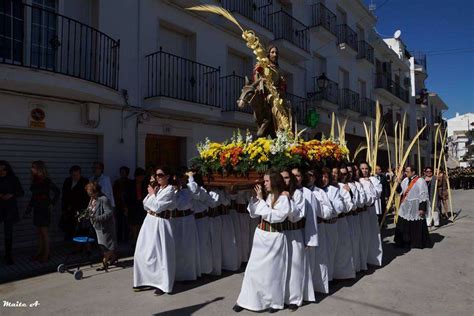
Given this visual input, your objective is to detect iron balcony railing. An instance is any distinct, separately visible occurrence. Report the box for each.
[270,10,309,52]
[357,40,374,64]
[375,73,409,103]
[146,49,221,107]
[287,92,309,125]
[310,2,336,35]
[411,51,427,71]
[308,76,339,105]
[0,1,119,89]
[339,88,360,112]
[220,73,253,114]
[220,0,273,30]
[336,24,358,52]
[360,97,376,118]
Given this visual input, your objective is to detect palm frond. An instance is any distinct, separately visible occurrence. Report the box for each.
[187,5,243,32]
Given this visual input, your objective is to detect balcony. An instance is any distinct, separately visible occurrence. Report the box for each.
[145,49,222,117]
[220,0,273,31]
[0,1,121,102]
[287,92,309,126]
[360,97,376,118]
[357,41,374,64]
[310,2,336,36]
[411,51,427,71]
[307,76,339,110]
[375,73,409,103]
[336,24,358,52]
[339,88,360,114]
[270,10,310,59]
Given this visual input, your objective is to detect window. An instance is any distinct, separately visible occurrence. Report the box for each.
[314,55,327,76]
[358,79,366,99]
[356,25,365,41]
[159,25,192,58]
[338,67,349,89]
[227,50,251,77]
[336,7,347,24]
[31,0,57,69]
[0,0,24,63]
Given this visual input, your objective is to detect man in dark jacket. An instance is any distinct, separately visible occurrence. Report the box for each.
[60,166,90,241]
[376,165,390,226]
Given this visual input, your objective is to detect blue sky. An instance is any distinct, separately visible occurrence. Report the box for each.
[363,0,474,119]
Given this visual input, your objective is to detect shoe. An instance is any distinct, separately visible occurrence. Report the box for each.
[232,304,244,313]
[154,288,165,296]
[288,304,298,312]
[268,308,279,313]
[96,261,109,272]
[133,286,153,292]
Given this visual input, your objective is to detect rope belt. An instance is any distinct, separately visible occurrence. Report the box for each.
[194,211,208,219]
[147,210,172,219]
[318,217,337,224]
[219,205,230,215]
[168,209,193,218]
[208,207,221,218]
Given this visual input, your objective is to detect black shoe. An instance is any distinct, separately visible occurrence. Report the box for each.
[133,286,153,292]
[268,308,279,313]
[154,288,165,296]
[288,304,298,311]
[232,304,244,313]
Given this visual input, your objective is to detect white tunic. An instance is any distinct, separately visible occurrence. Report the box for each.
[360,177,383,267]
[236,195,291,311]
[310,187,332,293]
[399,177,431,221]
[231,190,251,263]
[187,176,213,274]
[207,189,222,276]
[133,185,176,292]
[333,183,355,279]
[285,189,315,306]
[170,188,200,281]
[355,180,369,271]
[220,190,240,272]
[347,182,362,272]
[321,185,345,281]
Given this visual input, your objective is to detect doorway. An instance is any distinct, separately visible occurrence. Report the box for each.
[145,135,186,170]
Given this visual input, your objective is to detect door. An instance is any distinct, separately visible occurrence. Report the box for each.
[0,0,24,63]
[0,128,99,250]
[31,0,57,70]
[145,135,185,170]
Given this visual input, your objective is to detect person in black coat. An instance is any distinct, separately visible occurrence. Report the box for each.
[0,160,24,265]
[60,165,90,241]
[376,165,390,225]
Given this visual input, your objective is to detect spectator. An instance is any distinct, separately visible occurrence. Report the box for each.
[27,161,60,263]
[437,170,450,218]
[0,160,24,265]
[60,166,89,241]
[375,165,390,225]
[127,168,147,245]
[90,162,115,207]
[113,166,132,243]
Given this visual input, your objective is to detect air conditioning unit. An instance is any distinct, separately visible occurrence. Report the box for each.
[81,103,100,128]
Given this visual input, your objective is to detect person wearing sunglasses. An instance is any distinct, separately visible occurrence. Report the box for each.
[0,160,24,265]
[423,167,440,227]
[133,166,177,296]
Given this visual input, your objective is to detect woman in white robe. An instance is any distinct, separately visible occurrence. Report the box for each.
[334,167,356,280]
[220,189,240,271]
[231,190,251,263]
[234,171,294,313]
[359,162,383,267]
[170,173,200,281]
[345,166,363,273]
[133,167,176,296]
[281,169,315,310]
[353,176,369,271]
[187,173,212,275]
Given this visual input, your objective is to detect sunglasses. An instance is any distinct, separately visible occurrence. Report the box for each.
[155,173,166,178]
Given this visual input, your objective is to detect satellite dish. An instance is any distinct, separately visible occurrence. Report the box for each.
[394,30,402,39]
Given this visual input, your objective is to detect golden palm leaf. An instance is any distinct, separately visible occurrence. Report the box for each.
[186,5,243,32]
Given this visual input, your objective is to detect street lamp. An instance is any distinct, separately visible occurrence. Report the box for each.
[317,72,329,91]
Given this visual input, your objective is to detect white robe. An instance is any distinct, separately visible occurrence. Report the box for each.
[321,185,345,281]
[220,190,240,271]
[285,189,315,306]
[361,177,383,267]
[236,195,291,311]
[399,177,431,221]
[310,187,330,293]
[347,182,362,272]
[235,191,251,263]
[355,181,369,271]
[187,176,212,274]
[133,185,176,292]
[170,188,200,281]
[334,183,355,279]
[207,190,222,276]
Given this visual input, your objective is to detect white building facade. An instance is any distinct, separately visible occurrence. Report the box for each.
[0,0,444,248]
[447,112,474,165]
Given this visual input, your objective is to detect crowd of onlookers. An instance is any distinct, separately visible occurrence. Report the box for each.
[0,160,154,267]
[448,167,474,190]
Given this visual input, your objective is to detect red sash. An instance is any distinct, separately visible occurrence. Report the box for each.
[400,176,419,205]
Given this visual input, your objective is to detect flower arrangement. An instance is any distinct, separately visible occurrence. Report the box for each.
[191,130,349,179]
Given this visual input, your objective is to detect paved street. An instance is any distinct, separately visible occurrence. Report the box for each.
[1,190,473,316]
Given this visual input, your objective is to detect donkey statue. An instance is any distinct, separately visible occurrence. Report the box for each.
[236,76,276,138]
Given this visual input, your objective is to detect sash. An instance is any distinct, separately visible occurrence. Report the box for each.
[400,176,419,205]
